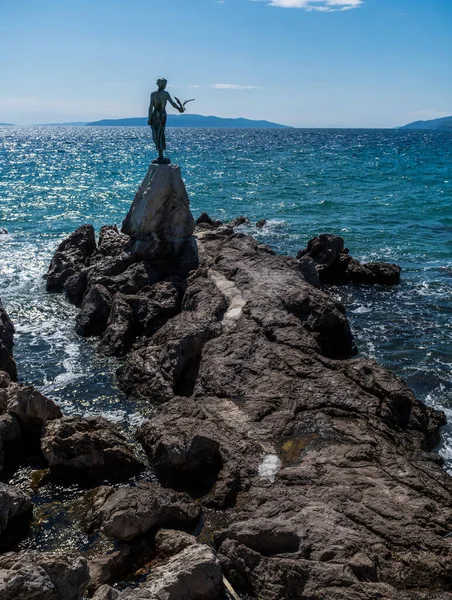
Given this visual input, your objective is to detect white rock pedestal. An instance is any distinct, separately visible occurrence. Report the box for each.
[122,164,197,266]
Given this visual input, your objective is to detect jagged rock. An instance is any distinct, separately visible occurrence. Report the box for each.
[88,262,158,296]
[6,383,62,434]
[41,416,145,482]
[75,284,112,337]
[0,551,89,600]
[229,215,250,227]
[98,294,135,357]
[95,482,201,541]
[0,304,17,381]
[88,546,131,593]
[154,529,196,556]
[298,234,401,285]
[44,224,96,291]
[64,270,88,306]
[256,219,267,229]
[92,585,121,600]
[95,226,130,258]
[119,544,223,600]
[0,227,8,234]
[122,163,195,261]
[0,483,31,536]
[196,212,215,227]
[0,414,21,474]
[297,255,321,288]
[366,261,401,285]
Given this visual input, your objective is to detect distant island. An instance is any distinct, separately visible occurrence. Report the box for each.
[400,116,452,130]
[0,123,15,126]
[86,114,290,129]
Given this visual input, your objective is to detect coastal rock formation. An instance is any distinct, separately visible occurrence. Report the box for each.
[41,416,145,482]
[122,163,196,263]
[297,233,401,285]
[0,551,89,600]
[42,168,452,599]
[95,482,201,541]
[45,224,96,292]
[5,382,62,434]
[0,304,17,381]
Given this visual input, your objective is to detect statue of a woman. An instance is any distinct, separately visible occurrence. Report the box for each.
[148,78,184,164]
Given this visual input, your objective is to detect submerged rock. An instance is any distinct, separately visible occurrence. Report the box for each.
[0,227,8,235]
[297,234,401,285]
[41,416,145,482]
[0,551,89,600]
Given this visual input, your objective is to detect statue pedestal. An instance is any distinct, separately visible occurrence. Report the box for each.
[122,164,197,268]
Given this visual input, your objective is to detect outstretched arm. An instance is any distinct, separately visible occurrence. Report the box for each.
[167,93,184,113]
[147,93,154,125]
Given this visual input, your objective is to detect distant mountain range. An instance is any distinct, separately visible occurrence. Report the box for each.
[37,121,88,126]
[86,114,290,129]
[400,116,452,130]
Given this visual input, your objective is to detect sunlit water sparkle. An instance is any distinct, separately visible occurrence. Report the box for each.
[1,126,451,476]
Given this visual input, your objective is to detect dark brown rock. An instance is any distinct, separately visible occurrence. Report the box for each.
[0,551,89,600]
[256,219,267,229]
[297,234,402,286]
[64,270,88,306]
[98,294,135,357]
[0,483,32,537]
[229,215,250,227]
[6,383,62,434]
[41,416,145,482]
[95,482,201,541]
[0,303,17,381]
[75,284,112,337]
[44,224,96,292]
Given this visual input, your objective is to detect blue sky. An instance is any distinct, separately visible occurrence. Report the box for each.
[1,0,451,127]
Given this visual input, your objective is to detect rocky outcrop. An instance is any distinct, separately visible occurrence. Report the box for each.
[0,303,17,381]
[94,482,201,541]
[41,416,145,483]
[297,234,402,285]
[119,544,223,600]
[0,551,89,600]
[44,224,96,292]
[42,168,451,599]
[122,163,196,264]
[5,382,62,434]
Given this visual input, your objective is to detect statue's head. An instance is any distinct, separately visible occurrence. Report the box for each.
[156,78,167,90]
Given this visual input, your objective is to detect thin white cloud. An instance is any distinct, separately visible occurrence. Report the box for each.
[211,84,260,89]
[189,85,201,88]
[254,0,363,11]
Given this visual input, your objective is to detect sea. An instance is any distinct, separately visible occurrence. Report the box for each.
[1,125,451,482]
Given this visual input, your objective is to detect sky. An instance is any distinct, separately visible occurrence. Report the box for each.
[1,0,451,127]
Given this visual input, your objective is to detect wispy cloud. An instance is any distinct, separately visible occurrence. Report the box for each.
[254,0,363,11]
[189,85,201,88]
[211,84,260,89]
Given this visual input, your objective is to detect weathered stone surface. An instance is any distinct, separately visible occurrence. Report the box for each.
[0,551,89,600]
[88,262,158,296]
[75,284,112,337]
[229,215,250,227]
[132,229,451,599]
[92,585,121,600]
[122,163,195,261]
[297,234,401,285]
[0,483,31,536]
[95,482,201,541]
[119,544,223,600]
[153,528,196,556]
[41,416,145,482]
[88,545,131,593]
[297,255,321,288]
[64,270,88,306]
[6,383,62,434]
[0,303,17,381]
[256,218,267,229]
[44,224,96,292]
[98,294,135,357]
[96,225,130,258]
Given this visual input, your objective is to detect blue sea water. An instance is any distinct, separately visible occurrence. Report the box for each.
[0,126,451,470]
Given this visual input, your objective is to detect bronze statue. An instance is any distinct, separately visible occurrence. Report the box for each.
[147,78,194,164]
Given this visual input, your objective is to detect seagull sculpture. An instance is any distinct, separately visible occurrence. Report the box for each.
[174,97,195,113]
